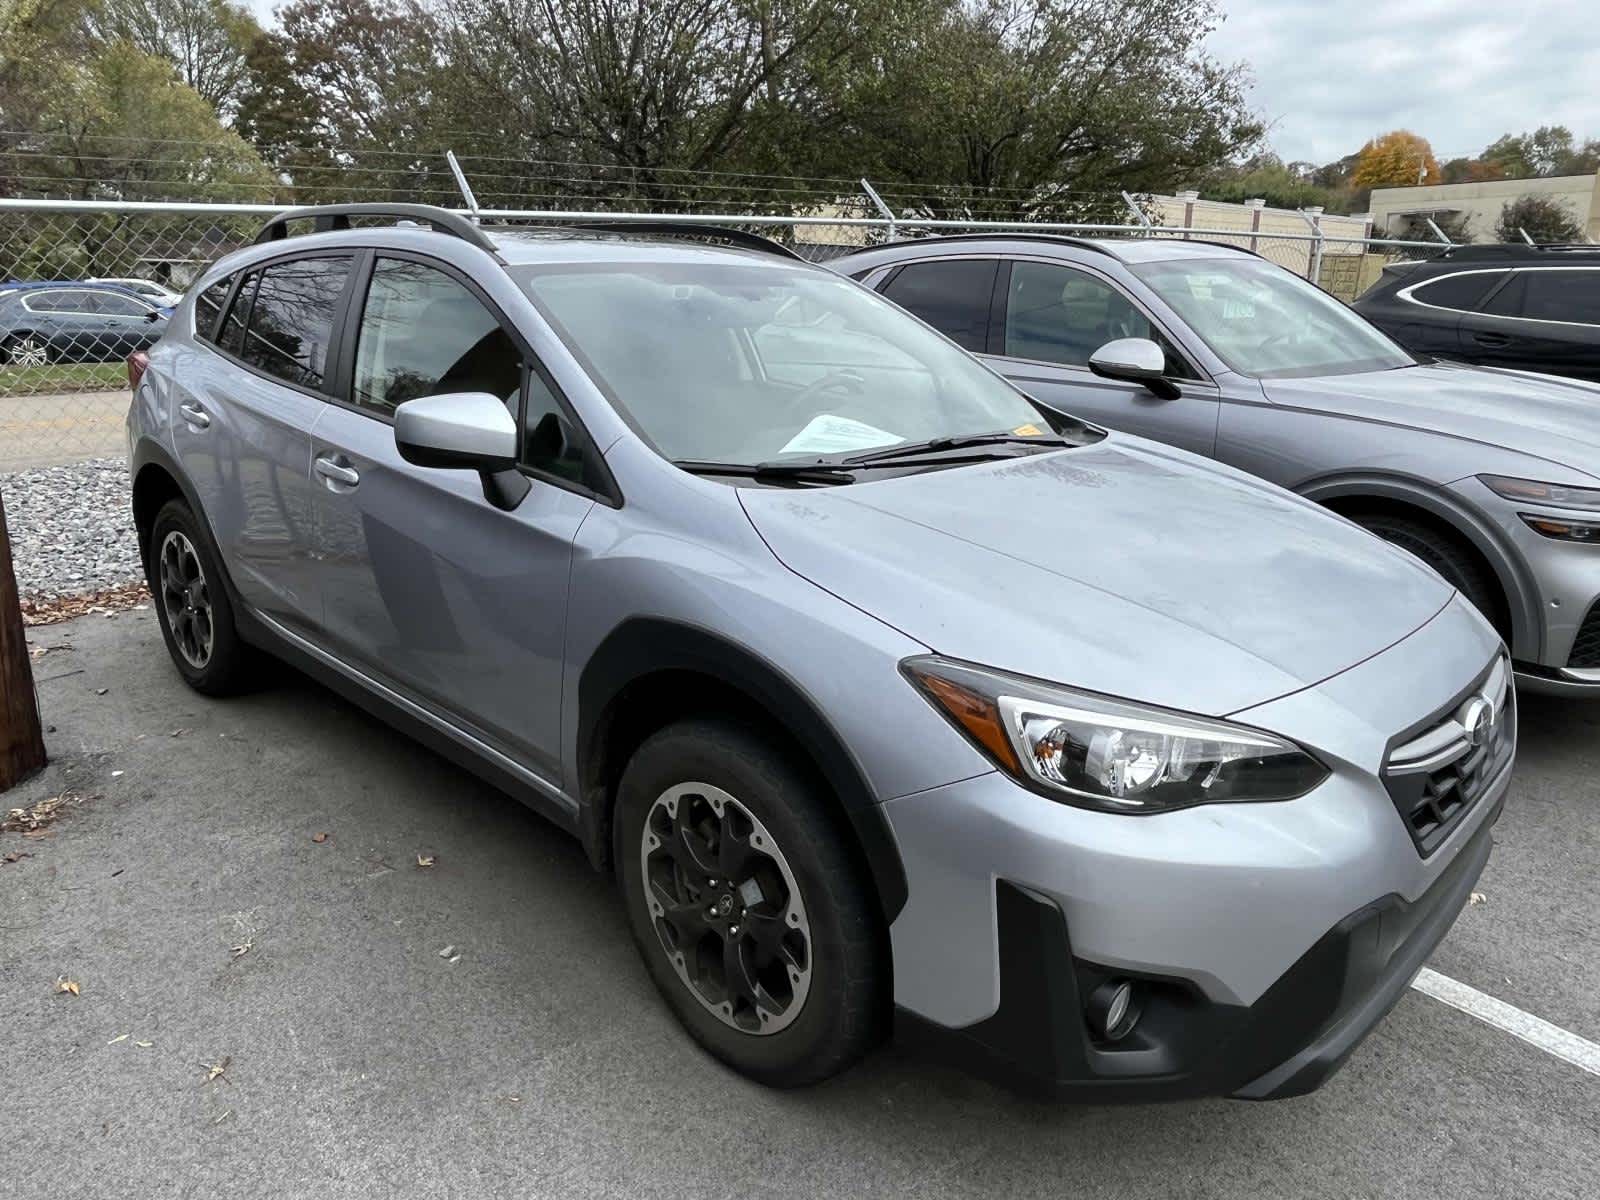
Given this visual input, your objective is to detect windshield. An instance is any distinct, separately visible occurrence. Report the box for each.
[1131,258,1413,379]
[514,260,1053,466]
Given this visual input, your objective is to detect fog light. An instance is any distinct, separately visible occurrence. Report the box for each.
[1087,979,1141,1041]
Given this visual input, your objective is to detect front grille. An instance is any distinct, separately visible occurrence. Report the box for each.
[1568,602,1600,669]
[1382,657,1515,857]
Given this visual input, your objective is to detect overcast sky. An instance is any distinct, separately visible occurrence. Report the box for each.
[1205,0,1600,166]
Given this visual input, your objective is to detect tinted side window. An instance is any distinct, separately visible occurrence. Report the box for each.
[88,291,149,317]
[1520,270,1600,325]
[219,270,258,356]
[521,369,590,486]
[880,259,997,352]
[1412,271,1503,312]
[28,290,87,314]
[1004,261,1154,367]
[241,256,352,390]
[193,278,231,341]
[352,258,521,419]
[1482,274,1526,318]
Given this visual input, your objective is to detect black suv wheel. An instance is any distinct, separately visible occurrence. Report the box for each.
[614,716,886,1087]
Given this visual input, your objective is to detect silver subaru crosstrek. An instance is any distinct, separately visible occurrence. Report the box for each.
[127,205,1512,1101]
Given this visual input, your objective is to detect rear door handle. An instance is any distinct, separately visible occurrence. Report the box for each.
[1472,331,1511,347]
[178,402,210,429]
[314,454,361,488]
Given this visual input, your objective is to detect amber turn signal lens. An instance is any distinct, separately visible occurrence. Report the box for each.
[908,668,1022,774]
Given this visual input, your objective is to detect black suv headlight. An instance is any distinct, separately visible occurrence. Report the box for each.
[903,656,1328,814]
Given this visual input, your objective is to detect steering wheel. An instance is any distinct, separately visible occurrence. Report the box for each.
[789,369,866,411]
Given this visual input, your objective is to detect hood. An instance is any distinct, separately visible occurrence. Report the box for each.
[1264,362,1600,480]
[740,437,1452,716]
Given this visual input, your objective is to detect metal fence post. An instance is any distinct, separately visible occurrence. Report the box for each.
[1298,206,1326,284]
[446,150,481,222]
[859,179,896,242]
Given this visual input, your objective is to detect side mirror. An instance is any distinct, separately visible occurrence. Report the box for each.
[1088,337,1180,400]
[394,391,531,511]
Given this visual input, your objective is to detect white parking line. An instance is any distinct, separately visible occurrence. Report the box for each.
[1411,968,1600,1077]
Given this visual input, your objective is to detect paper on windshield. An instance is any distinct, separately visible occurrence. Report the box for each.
[780,414,903,456]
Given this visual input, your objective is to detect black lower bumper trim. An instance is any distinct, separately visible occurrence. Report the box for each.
[896,796,1500,1103]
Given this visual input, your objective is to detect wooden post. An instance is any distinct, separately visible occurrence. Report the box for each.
[0,486,46,791]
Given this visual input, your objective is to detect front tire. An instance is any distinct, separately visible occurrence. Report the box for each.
[1353,513,1502,628]
[148,499,260,695]
[615,717,886,1087]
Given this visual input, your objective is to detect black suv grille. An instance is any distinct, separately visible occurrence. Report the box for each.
[1568,602,1600,669]
[1382,658,1515,857]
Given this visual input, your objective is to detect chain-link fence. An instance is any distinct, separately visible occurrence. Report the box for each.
[0,195,1449,470]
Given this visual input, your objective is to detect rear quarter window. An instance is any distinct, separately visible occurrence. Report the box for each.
[1411,271,1505,312]
[193,278,232,341]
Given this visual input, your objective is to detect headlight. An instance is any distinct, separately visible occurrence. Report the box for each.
[903,657,1328,813]
[1480,475,1600,511]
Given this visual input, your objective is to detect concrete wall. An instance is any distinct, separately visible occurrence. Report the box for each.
[1145,193,1372,275]
[1368,173,1600,243]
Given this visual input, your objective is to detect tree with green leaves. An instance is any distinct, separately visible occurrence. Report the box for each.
[84,0,263,118]
[1496,194,1584,244]
[1481,127,1600,180]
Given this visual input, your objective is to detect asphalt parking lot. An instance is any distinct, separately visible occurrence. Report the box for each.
[2,610,1596,1199]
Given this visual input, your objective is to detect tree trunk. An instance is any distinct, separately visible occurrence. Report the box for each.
[0,487,46,792]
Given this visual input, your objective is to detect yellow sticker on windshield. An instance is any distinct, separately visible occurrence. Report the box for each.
[1011,424,1044,437]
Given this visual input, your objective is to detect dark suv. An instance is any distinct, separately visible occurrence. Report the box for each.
[1352,244,1600,382]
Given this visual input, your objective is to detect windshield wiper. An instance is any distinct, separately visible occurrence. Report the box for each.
[674,459,856,485]
[844,432,1071,465]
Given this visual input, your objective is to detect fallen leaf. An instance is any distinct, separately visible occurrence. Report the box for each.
[55,976,81,996]
[169,728,188,738]
[95,688,108,696]
[111,770,124,779]
[448,954,461,964]
[107,1033,129,1045]
[439,944,456,958]
[416,853,436,868]
[1469,892,1487,906]
[230,942,251,960]
[200,1056,231,1085]
[311,832,328,844]
[21,583,151,627]
[135,1041,152,1048]
[2,851,30,864]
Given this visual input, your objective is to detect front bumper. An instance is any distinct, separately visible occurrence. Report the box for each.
[1448,476,1600,682]
[896,793,1498,1101]
[883,594,1509,1100]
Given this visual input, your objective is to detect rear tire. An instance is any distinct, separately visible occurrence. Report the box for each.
[148,499,260,696]
[615,717,886,1087]
[1354,513,1501,627]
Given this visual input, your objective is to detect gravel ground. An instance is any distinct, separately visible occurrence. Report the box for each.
[0,457,140,600]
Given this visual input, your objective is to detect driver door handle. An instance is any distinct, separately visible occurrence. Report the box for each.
[178,402,209,429]
[314,454,361,487]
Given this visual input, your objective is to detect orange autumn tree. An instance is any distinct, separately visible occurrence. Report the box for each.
[1351,130,1441,189]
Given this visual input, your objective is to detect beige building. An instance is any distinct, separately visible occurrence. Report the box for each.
[1368,172,1600,243]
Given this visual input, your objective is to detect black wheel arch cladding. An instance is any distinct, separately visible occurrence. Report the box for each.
[577,617,909,924]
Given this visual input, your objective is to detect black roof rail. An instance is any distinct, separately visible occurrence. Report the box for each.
[254,203,502,256]
[1433,241,1600,260]
[567,221,804,261]
[841,231,1117,258]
